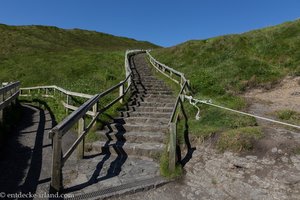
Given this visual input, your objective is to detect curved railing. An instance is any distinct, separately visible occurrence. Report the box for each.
[146,51,190,171]
[20,85,96,116]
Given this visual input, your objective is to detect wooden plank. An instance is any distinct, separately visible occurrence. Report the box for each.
[77,117,85,159]
[62,112,99,163]
[55,94,99,136]
[0,91,19,111]
[61,102,95,117]
[50,131,63,192]
[20,85,93,99]
[169,122,176,172]
[0,92,3,122]
[119,83,124,104]
[0,82,20,95]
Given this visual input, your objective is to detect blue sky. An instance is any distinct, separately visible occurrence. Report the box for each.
[0,0,299,47]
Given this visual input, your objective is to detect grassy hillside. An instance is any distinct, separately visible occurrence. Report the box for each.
[151,19,300,151]
[152,19,300,98]
[0,24,159,94]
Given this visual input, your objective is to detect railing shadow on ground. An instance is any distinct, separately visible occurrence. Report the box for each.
[63,118,128,194]
[0,104,34,194]
[0,99,57,198]
[128,53,147,104]
[176,102,196,167]
[62,53,146,194]
[62,53,152,195]
[21,100,58,199]
[20,104,46,198]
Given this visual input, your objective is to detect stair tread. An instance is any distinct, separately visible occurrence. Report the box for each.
[96,130,165,136]
[92,141,165,150]
[126,111,172,115]
[117,123,169,127]
[119,106,174,110]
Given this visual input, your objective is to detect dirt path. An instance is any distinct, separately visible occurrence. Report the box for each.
[244,76,300,157]
[112,76,300,200]
[245,76,300,112]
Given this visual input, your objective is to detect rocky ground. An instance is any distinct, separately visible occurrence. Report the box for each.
[112,76,300,200]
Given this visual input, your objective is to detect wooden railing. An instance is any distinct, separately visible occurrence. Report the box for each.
[147,51,188,88]
[20,85,96,116]
[47,49,144,192]
[146,51,190,172]
[0,82,20,123]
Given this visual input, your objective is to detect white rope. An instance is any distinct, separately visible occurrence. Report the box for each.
[185,95,300,130]
[186,95,212,120]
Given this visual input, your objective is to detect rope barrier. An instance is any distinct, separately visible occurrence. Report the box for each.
[184,95,300,130]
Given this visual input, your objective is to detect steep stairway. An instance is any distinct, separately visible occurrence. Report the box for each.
[89,53,176,160]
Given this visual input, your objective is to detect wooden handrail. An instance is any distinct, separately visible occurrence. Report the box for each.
[0,82,20,111]
[49,94,100,137]
[49,49,145,192]
[146,51,191,172]
[146,51,190,123]
[169,81,188,124]
[20,85,93,99]
[146,51,187,88]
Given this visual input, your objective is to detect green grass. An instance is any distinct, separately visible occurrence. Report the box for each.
[217,127,263,152]
[0,24,158,56]
[293,147,300,155]
[148,20,300,152]
[0,24,158,130]
[0,24,158,94]
[160,149,183,179]
[19,95,67,123]
[276,110,300,125]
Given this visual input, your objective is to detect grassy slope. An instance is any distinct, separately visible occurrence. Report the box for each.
[152,20,300,98]
[0,24,159,133]
[151,19,300,150]
[0,24,159,94]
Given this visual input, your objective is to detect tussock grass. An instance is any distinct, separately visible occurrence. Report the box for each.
[160,149,183,178]
[217,127,263,152]
[276,110,300,125]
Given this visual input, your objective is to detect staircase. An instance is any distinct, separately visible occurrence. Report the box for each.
[89,53,176,160]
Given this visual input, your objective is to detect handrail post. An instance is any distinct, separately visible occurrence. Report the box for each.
[169,122,176,172]
[119,82,124,104]
[0,92,3,123]
[92,103,98,117]
[77,117,85,159]
[12,85,16,105]
[66,94,69,114]
[50,130,63,192]
[184,80,190,94]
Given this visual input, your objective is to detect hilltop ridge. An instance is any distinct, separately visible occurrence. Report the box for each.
[0,24,159,93]
[0,24,159,56]
[152,19,300,96]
